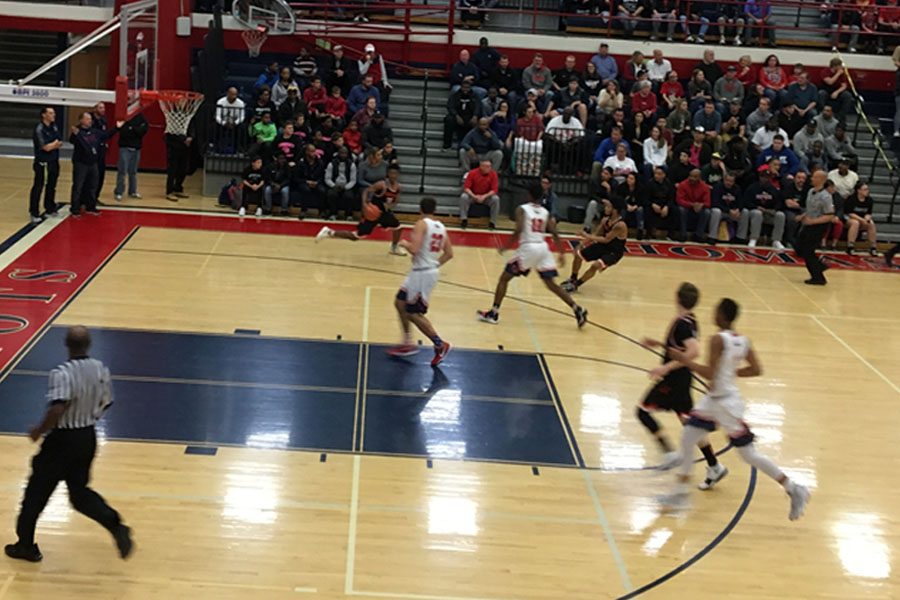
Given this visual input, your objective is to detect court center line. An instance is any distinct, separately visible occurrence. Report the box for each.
[811,316,900,395]
[475,247,494,290]
[196,231,225,276]
[350,590,511,600]
[723,264,775,313]
[581,470,634,593]
[345,454,361,595]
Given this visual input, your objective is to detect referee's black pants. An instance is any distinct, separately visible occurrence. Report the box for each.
[796,223,828,281]
[16,427,122,546]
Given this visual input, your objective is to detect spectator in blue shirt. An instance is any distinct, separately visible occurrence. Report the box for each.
[756,135,800,176]
[743,0,776,46]
[254,61,280,91]
[450,49,487,99]
[589,43,618,86]
[29,106,62,223]
[347,74,382,114]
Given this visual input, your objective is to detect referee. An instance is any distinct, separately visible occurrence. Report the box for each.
[796,169,835,286]
[4,326,133,563]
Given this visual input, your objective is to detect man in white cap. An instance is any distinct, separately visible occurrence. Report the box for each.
[359,43,392,115]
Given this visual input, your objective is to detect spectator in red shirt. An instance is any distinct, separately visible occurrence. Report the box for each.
[675,168,711,242]
[818,57,855,120]
[758,54,788,104]
[325,86,348,127]
[342,119,363,159]
[459,159,500,229]
[303,76,328,118]
[659,70,684,113]
[735,55,756,89]
[631,80,658,120]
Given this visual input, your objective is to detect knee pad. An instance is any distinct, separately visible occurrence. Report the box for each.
[636,407,661,433]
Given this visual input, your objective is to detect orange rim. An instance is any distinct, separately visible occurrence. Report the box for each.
[143,89,203,103]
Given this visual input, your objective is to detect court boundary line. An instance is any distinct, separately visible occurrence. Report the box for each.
[582,470,634,593]
[538,353,584,468]
[811,316,900,395]
[345,454,361,595]
[352,342,364,452]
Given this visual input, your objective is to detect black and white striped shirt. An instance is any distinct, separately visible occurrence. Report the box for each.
[46,358,113,429]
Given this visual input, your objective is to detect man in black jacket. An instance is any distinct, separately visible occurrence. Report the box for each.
[487,55,519,109]
[645,166,677,236]
[89,102,110,204]
[113,113,148,201]
[29,107,62,223]
[362,112,393,151]
[450,50,486,99]
[69,112,120,216]
[324,44,355,96]
[443,82,482,149]
[294,143,325,218]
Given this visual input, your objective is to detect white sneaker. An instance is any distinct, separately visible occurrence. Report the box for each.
[893,131,900,138]
[114,194,123,201]
[30,216,42,224]
[685,35,695,42]
[787,483,810,521]
[772,240,785,250]
[748,239,757,248]
[238,207,246,216]
[720,36,726,44]
[255,207,263,217]
[698,464,729,490]
[389,245,408,256]
[734,37,742,46]
[658,451,682,471]
[315,226,334,242]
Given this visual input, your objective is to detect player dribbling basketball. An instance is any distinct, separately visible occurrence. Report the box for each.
[562,197,627,294]
[316,165,406,255]
[387,197,453,367]
[477,184,587,328]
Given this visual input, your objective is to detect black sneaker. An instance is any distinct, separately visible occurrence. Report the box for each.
[561,278,577,293]
[476,309,498,324]
[804,278,827,286]
[488,222,496,231]
[113,525,134,560]
[574,305,588,328]
[886,248,897,267]
[5,542,42,562]
[460,219,468,230]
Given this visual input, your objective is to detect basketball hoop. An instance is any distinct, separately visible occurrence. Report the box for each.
[146,90,204,136]
[241,27,268,58]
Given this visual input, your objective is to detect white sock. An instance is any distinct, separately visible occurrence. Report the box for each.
[737,444,785,482]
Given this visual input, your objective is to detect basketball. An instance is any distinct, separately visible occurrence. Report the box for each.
[363,201,382,222]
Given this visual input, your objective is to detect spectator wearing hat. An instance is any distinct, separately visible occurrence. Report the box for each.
[459,117,503,172]
[359,43,392,113]
[674,126,712,169]
[713,66,744,116]
[701,151,727,186]
[739,163,785,248]
[451,49,488,100]
[362,111,393,151]
[277,85,307,126]
[756,134,799,177]
[347,74,382,115]
[675,168,711,242]
[325,44,354,96]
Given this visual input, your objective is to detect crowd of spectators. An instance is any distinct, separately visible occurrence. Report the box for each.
[214,43,398,218]
[561,0,900,54]
[442,39,885,252]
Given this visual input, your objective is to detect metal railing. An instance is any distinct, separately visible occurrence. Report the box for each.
[418,69,429,194]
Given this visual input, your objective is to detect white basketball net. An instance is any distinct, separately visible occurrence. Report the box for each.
[241,29,268,58]
[159,94,204,136]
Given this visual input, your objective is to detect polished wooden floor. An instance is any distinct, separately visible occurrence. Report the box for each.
[0,156,898,599]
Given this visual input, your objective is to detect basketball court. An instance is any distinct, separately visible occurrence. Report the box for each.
[0,1,898,598]
[0,196,894,599]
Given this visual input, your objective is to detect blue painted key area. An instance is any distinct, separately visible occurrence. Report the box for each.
[0,327,577,466]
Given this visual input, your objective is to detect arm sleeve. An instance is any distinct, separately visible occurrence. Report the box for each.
[46,368,71,403]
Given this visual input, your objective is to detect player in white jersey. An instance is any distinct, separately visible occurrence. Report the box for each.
[477,184,587,328]
[387,197,454,367]
[660,298,810,520]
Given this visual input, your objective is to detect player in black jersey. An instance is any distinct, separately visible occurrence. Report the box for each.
[316,166,406,255]
[562,197,628,293]
[639,282,728,490]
